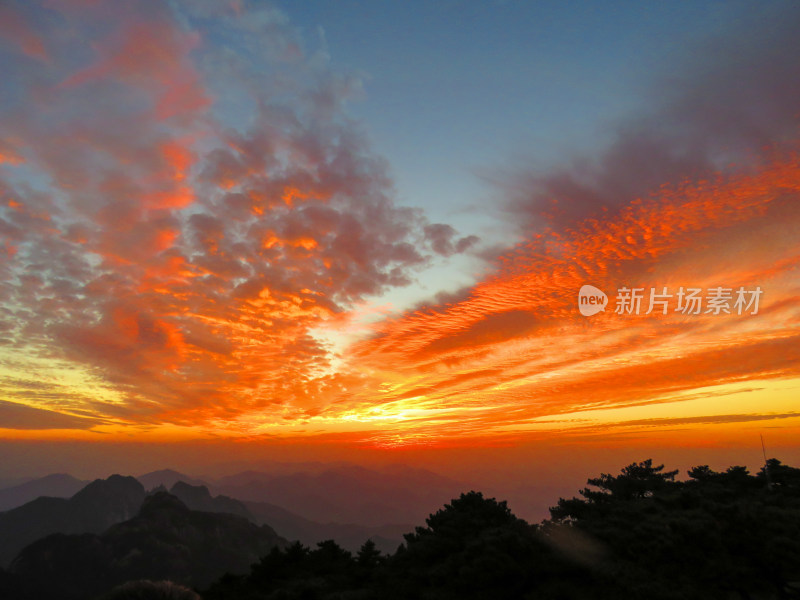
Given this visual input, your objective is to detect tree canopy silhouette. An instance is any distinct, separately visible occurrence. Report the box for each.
[204,459,800,600]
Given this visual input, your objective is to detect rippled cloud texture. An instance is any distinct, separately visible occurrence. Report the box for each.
[1,1,799,451]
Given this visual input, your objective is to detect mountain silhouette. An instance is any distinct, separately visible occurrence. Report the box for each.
[167,481,253,520]
[159,479,409,553]
[0,474,87,512]
[137,469,207,491]
[153,478,410,553]
[9,491,287,599]
[0,474,145,567]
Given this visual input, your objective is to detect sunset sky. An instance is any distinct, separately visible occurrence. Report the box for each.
[1,0,799,486]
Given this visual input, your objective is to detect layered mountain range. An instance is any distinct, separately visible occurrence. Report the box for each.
[0,463,465,570]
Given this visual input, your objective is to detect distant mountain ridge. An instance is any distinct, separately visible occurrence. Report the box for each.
[155,480,411,553]
[137,468,208,490]
[164,476,416,553]
[0,463,465,566]
[0,474,87,512]
[212,463,466,527]
[168,480,253,520]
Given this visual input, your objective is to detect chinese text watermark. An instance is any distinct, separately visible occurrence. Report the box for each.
[579,285,762,316]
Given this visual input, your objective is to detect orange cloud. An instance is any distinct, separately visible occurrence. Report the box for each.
[325,150,800,444]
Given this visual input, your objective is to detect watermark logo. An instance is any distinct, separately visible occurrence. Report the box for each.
[578,284,608,316]
[578,284,763,316]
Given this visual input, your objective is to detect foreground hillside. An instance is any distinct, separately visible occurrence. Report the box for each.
[0,475,145,567]
[0,458,798,599]
[4,492,286,599]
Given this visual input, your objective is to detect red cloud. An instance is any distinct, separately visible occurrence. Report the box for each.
[0,1,471,433]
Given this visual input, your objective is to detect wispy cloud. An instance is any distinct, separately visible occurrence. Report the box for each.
[0,399,100,430]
